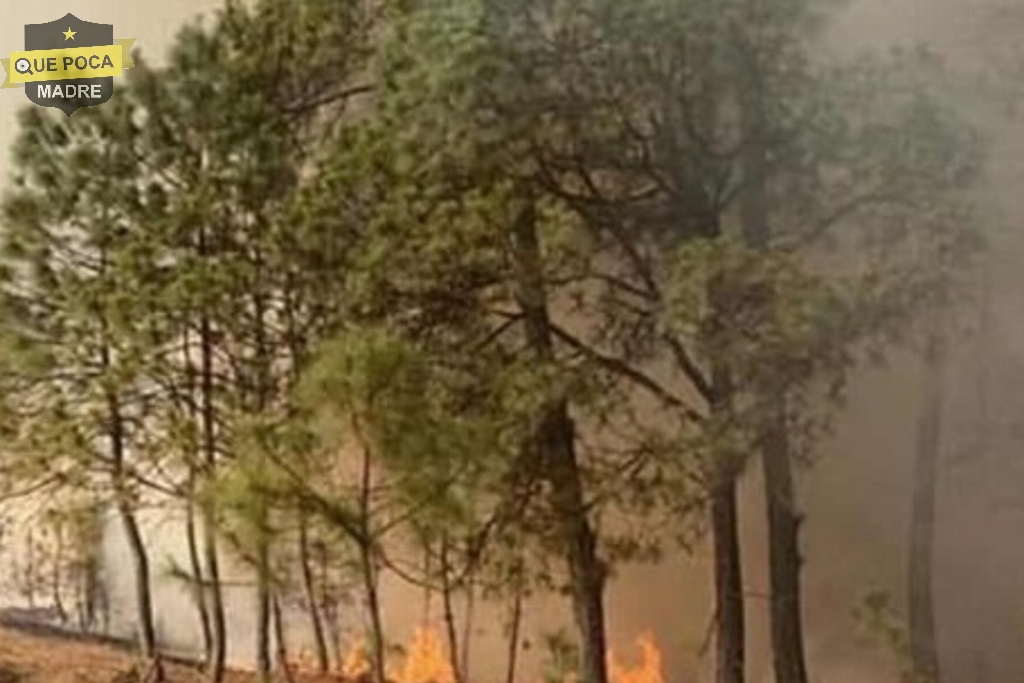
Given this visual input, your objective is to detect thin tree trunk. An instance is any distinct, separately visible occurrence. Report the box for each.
[76,561,90,632]
[711,477,745,683]
[353,428,387,683]
[552,417,607,683]
[194,207,229,683]
[254,236,275,683]
[504,570,525,683]
[250,240,275,683]
[26,529,35,609]
[105,382,163,682]
[706,276,745,683]
[80,551,102,632]
[762,402,808,683]
[52,524,67,624]
[201,518,227,681]
[440,535,463,683]
[298,516,330,673]
[358,539,386,683]
[281,287,330,675]
[273,594,295,683]
[97,573,110,633]
[422,548,433,625]
[117,498,163,680]
[909,330,945,682]
[738,48,809,683]
[256,546,273,683]
[186,480,214,668]
[200,312,228,683]
[316,542,341,669]
[460,571,475,683]
[510,197,608,683]
[183,328,214,668]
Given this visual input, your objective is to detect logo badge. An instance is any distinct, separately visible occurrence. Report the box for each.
[1,13,136,116]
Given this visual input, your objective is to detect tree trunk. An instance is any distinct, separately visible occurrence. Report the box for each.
[909,331,945,682]
[256,548,273,683]
[52,524,67,624]
[763,402,808,683]
[316,542,342,668]
[711,477,745,683]
[510,197,609,683]
[440,535,464,683]
[273,594,295,683]
[422,548,433,625]
[106,387,163,682]
[78,553,98,632]
[201,517,227,683]
[97,571,110,633]
[460,569,475,683]
[183,329,214,668]
[251,233,276,683]
[298,516,330,673]
[79,552,104,632]
[706,277,745,683]
[26,529,35,609]
[200,311,228,683]
[552,432,606,683]
[254,476,272,681]
[117,499,163,681]
[738,50,810,683]
[186,481,214,668]
[354,431,387,683]
[359,536,387,683]
[504,575,524,683]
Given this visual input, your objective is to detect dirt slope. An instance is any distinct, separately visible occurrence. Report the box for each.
[0,627,328,683]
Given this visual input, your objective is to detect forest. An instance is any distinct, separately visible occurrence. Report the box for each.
[0,0,1014,682]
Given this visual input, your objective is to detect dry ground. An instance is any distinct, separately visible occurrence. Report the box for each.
[0,627,337,683]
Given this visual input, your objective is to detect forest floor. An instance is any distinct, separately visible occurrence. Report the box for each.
[0,626,335,683]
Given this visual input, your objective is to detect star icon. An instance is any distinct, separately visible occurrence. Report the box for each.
[63,27,77,41]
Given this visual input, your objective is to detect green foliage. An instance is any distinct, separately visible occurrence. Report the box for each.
[0,0,989,673]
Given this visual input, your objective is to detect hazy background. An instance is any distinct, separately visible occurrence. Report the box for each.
[0,1,222,150]
[2,1,1024,681]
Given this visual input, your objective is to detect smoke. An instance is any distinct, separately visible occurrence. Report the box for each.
[4,0,1024,681]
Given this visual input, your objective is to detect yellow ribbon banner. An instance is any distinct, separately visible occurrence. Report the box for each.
[1,39,135,88]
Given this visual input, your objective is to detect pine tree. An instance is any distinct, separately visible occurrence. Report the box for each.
[341,4,984,683]
[0,93,168,679]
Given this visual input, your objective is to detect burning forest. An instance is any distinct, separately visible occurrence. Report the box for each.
[0,0,1022,682]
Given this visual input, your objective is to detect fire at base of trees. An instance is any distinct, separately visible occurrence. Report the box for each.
[0,1,998,683]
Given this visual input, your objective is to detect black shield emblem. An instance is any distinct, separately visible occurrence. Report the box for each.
[25,14,113,116]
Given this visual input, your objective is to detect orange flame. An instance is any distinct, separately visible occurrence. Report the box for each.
[395,626,455,683]
[608,633,665,683]
[332,627,664,683]
[341,636,372,679]
[334,627,455,683]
